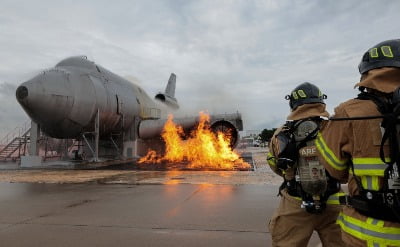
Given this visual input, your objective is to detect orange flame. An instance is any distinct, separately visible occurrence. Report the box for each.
[139,112,250,170]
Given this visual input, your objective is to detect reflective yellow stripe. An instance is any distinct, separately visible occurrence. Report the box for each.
[367,218,385,227]
[291,195,302,200]
[315,133,347,171]
[326,192,346,205]
[267,152,276,166]
[337,212,400,246]
[289,192,345,205]
[352,158,389,176]
[367,241,380,247]
[361,176,380,191]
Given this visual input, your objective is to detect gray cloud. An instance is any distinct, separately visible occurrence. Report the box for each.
[0,0,400,138]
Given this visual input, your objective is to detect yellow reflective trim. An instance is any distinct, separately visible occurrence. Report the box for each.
[337,212,400,246]
[267,152,276,166]
[372,176,379,190]
[352,158,388,177]
[361,177,368,189]
[381,46,394,58]
[297,89,307,98]
[367,241,380,247]
[352,169,384,177]
[367,218,385,228]
[370,48,379,58]
[352,157,389,164]
[361,176,380,191]
[292,91,298,100]
[315,133,347,171]
[326,200,340,205]
[291,195,302,200]
[326,192,346,205]
[290,192,344,204]
[366,218,374,224]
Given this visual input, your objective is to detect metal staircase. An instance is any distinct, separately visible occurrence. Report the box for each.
[0,119,126,163]
[0,122,31,161]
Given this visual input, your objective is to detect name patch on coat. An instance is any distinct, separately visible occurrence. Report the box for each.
[299,146,317,157]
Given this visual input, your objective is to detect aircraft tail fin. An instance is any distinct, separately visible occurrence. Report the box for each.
[165,73,176,98]
[155,73,179,109]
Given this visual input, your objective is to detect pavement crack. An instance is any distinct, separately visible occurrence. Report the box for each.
[1,221,267,234]
[0,199,96,232]
[66,199,94,208]
[181,186,205,203]
[164,185,207,218]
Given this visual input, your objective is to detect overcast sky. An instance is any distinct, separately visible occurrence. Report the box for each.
[1,0,400,139]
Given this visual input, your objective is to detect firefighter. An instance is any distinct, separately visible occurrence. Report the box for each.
[267,82,345,247]
[316,39,400,246]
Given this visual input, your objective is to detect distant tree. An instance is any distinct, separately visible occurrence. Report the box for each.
[259,128,277,143]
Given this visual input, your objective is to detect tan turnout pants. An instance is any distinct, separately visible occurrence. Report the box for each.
[268,190,344,247]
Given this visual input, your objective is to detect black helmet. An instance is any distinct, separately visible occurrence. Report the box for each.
[359,39,400,74]
[285,82,327,110]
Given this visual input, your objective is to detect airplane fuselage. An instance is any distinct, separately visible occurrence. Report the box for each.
[16,56,159,139]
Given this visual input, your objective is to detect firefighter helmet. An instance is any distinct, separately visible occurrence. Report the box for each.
[359,39,400,74]
[285,82,327,110]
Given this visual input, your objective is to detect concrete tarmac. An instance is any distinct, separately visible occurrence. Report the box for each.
[0,173,321,247]
[0,149,322,246]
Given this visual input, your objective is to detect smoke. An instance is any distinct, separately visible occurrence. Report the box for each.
[177,78,241,116]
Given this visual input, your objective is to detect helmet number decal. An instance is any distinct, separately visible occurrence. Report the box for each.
[297,90,307,98]
[369,48,379,58]
[369,46,394,58]
[381,46,394,58]
[292,90,307,100]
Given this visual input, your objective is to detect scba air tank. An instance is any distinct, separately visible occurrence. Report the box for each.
[294,120,327,196]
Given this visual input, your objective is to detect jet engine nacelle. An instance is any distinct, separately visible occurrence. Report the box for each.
[138,113,242,148]
[154,93,179,110]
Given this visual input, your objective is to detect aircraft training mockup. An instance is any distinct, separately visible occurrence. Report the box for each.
[15,56,243,166]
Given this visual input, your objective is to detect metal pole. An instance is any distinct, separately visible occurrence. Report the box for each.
[29,121,40,156]
[94,109,99,162]
[44,137,48,160]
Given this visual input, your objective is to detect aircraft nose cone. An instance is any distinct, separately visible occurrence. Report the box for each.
[16,70,74,131]
[16,78,43,116]
[16,86,28,101]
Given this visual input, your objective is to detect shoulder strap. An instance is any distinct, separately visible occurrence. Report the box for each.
[356,92,394,163]
[356,92,399,185]
[356,91,391,114]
